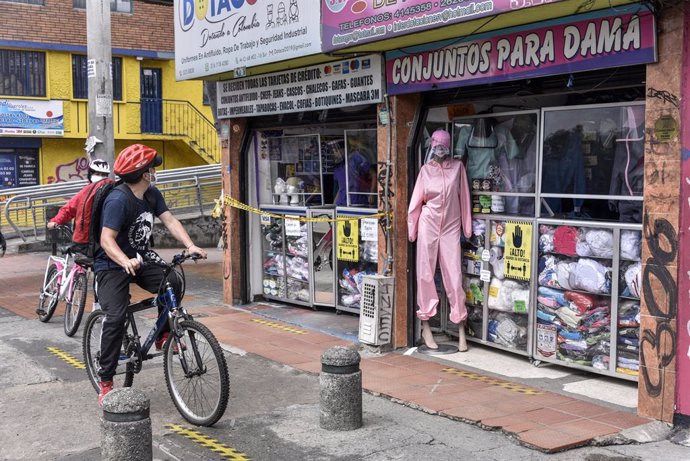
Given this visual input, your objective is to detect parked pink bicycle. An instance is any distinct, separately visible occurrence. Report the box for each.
[37,225,92,337]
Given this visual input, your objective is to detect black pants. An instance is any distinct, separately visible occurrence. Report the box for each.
[95,265,182,381]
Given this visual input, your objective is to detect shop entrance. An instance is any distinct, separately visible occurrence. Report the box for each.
[412,77,646,383]
[247,121,379,324]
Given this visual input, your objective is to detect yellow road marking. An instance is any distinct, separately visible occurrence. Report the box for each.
[46,347,86,369]
[442,367,543,395]
[251,318,307,335]
[165,424,250,460]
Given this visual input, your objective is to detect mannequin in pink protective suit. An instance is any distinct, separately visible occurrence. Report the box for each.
[408,129,473,351]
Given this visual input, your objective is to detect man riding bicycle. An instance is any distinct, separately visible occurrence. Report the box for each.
[95,144,207,405]
[47,159,111,254]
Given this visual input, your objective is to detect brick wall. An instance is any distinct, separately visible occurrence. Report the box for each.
[0,0,174,52]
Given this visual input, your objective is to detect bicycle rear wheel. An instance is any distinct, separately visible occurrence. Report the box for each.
[38,264,60,323]
[163,320,229,426]
[83,310,134,392]
[64,272,87,337]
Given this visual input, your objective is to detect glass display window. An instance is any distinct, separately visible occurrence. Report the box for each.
[339,129,378,208]
[453,111,539,217]
[540,102,645,222]
[261,216,287,299]
[265,134,324,206]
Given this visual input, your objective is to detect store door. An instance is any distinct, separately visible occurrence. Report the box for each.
[309,208,336,307]
[140,68,162,134]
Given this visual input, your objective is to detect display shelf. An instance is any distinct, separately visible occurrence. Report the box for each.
[542,251,613,261]
[537,283,612,297]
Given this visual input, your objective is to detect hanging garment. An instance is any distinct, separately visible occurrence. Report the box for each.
[408,157,472,324]
[609,124,645,223]
[541,129,586,214]
[454,121,519,183]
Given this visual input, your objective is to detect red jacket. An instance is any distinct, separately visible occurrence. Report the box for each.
[50,180,112,244]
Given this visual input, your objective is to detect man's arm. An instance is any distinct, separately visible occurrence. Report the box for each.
[158,211,207,258]
[101,227,141,275]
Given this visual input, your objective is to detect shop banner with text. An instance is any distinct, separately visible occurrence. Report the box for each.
[385,6,656,95]
[174,0,322,80]
[503,221,532,281]
[322,0,565,52]
[0,99,63,136]
[216,54,383,118]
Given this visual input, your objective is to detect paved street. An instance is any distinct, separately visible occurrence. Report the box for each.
[1,249,689,460]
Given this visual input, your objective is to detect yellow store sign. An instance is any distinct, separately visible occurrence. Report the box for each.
[337,218,359,262]
[503,221,532,281]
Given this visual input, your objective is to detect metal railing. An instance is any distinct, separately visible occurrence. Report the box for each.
[63,99,219,164]
[132,99,220,164]
[1,164,221,242]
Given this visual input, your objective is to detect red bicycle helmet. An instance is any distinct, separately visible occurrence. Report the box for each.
[113,144,162,176]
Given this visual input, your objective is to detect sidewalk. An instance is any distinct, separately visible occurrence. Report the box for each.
[0,249,654,453]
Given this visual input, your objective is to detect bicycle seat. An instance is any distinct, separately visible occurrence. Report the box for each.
[73,253,94,269]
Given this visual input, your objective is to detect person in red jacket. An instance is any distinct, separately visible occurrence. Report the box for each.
[47,159,111,254]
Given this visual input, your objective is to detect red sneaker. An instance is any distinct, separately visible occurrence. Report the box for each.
[155,332,186,353]
[98,380,113,406]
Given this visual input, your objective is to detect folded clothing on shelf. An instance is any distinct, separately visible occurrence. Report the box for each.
[339,267,377,307]
[577,228,614,258]
[539,225,556,253]
[488,311,528,349]
[554,226,578,256]
[488,278,530,314]
[464,277,484,306]
[287,235,308,257]
[622,262,641,298]
[568,258,612,294]
[620,230,642,261]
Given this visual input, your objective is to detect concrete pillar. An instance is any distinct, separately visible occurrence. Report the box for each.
[638,5,686,422]
[320,346,362,430]
[101,388,152,460]
[377,94,421,349]
[220,118,248,305]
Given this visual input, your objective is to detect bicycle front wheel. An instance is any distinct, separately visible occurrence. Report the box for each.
[64,272,87,337]
[38,264,60,323]
[83,310,134,392]
[163,320,229,426]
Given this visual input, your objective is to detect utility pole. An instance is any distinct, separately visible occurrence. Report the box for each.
[86,0,115,169]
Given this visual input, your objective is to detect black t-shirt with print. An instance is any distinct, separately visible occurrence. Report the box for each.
[94,185,168,272]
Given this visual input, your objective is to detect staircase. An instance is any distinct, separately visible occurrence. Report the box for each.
[140,99,221,164]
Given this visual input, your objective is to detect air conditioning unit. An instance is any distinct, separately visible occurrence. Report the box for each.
[358,275,395,346]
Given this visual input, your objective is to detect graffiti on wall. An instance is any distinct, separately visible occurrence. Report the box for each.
[640,211,677,397]
[47,158,89,183]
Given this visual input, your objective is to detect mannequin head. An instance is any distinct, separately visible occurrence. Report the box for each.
[428,129,451,160]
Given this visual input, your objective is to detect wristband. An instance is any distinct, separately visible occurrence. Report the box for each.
[186,243,194,249]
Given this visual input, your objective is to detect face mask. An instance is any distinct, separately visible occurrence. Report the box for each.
[90,174,107,183]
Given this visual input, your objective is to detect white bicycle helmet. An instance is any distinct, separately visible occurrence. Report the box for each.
[89,159,110,175]
[88,158,110,183]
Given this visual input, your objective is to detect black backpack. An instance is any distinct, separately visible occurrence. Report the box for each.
[89,181,157,259]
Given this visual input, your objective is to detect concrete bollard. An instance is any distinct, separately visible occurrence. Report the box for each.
[101,388,152,461]
[320,346,362,431]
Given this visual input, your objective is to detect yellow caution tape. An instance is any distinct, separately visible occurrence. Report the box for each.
[212,194,389,224]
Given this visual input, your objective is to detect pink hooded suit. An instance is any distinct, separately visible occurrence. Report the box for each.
[408,131,472,324]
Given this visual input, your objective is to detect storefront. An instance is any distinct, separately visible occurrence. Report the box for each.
[216,55,385,313]
[384,4,656,381]
[204,0,689,423]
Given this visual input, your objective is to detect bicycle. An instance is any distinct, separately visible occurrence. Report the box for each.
[82,251,229,427]
[0,228,6,257]
[37,225,91,337]
[313,224,333,272]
